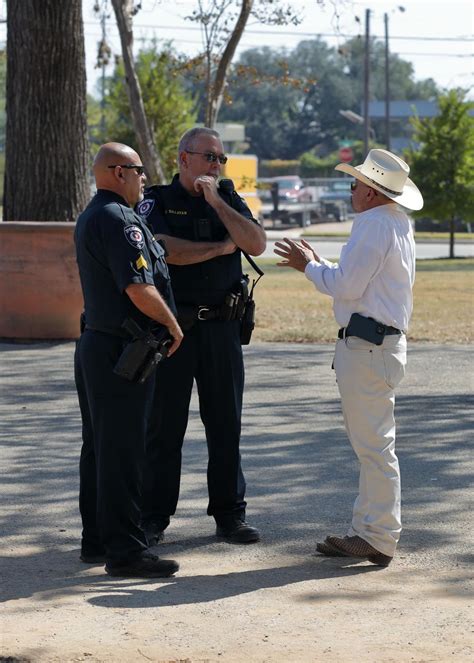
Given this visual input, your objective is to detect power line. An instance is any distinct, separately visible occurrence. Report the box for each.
[81,31,474,57]
[397,52,473,58]
[81,20,474,42]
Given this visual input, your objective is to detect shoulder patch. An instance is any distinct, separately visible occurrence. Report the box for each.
[137,198,155,218]
[124,225,145,249]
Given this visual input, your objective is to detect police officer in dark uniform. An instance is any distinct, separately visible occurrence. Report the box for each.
[137,128,266,544]
[75,142,182,578]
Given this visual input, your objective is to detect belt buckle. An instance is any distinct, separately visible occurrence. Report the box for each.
[197,306,210,321]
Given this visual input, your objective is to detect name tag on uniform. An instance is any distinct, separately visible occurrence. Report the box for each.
[166,209,187,215]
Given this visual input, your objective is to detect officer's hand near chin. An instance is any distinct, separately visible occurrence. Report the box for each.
[194,175,220,206]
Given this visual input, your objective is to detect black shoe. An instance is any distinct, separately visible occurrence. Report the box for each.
[80,552,106,564]
[143,521,165,546]
[216,519,260,544]
[80,544,106,564]
[105,550,179,578]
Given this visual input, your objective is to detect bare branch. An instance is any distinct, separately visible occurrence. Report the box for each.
[111,0,166,183]
[206,0,254,126]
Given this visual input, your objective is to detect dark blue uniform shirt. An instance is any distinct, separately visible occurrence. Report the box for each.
[75,189,174,334]
[137,175,255,306]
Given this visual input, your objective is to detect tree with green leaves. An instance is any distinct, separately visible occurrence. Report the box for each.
[91,44,196,180]
[219,37,439,159]
[407,89,474,258]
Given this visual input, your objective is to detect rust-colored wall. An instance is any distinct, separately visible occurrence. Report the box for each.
[0,222,83,339]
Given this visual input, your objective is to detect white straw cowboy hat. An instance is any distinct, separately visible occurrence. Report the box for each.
[335,148,424,211]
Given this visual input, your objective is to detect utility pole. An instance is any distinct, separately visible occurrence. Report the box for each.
[363,8,371,156]
[384,12,391,151]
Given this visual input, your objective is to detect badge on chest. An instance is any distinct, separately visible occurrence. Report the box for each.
[194,218,212,241]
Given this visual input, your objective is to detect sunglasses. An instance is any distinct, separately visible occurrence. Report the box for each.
[185,150,228,165]
[108,164,146,175]
[350,181,358,191]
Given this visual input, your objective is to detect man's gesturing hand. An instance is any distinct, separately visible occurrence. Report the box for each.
[274,238,320,272]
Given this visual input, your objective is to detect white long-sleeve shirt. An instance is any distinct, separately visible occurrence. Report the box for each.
[305,203,415,331]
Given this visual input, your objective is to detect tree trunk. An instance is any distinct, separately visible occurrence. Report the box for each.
[111,0,166,184]
[4,0,89,221]
[449,216,455,259]
[205,0,254,128]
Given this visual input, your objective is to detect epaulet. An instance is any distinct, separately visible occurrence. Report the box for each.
[111,201,139,225]
[143,184,167,197]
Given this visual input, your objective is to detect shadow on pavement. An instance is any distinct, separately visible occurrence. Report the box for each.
[1,342,472,606]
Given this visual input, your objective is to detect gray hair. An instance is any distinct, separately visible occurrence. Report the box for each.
[178,127,221,156]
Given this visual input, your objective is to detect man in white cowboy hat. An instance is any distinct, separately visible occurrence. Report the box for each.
[274,148,423,567]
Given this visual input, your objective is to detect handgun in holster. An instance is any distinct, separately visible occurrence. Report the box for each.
[113,318,172,383]
[232,275,254,344]
[220,291,240,321]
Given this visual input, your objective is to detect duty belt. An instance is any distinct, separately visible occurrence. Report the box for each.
[177,304,239,324]
[197,305,223,321]
[85,324,130,339]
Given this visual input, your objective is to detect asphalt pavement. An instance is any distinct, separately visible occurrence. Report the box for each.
[1,340,473,661]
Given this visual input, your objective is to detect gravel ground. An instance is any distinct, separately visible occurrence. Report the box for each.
[1,341,472,663]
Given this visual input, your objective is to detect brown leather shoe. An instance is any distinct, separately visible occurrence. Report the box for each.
[316,538,348,557]
[325,535,393,567]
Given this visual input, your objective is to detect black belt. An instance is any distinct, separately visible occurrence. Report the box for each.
[177,304,238,323]
[338,325,401,339]
[85,324,129,339]
[197,305,222,321]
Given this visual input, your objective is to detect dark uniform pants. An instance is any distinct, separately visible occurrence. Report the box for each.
[142,319,247,526]
[75,330,152,562]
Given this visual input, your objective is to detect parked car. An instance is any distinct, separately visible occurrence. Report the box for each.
[257,176,318,227]
[258,176,313,204]
[318,180,352,222]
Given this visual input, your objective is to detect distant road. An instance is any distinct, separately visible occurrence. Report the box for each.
[263,220,473,260]
[264,232,474,261]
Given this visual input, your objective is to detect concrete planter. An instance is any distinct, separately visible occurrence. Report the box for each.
[0,222,82,339]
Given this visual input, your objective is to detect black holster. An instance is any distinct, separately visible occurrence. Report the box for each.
[240,298,255,345]
[113,319,172,383]
[237,274,255,345]
[341,313,401,346]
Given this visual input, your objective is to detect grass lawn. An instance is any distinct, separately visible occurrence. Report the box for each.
[251,258,473,344]
[413,232,474,241]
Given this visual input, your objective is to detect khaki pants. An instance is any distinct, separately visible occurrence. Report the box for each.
[334,333,407,557]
